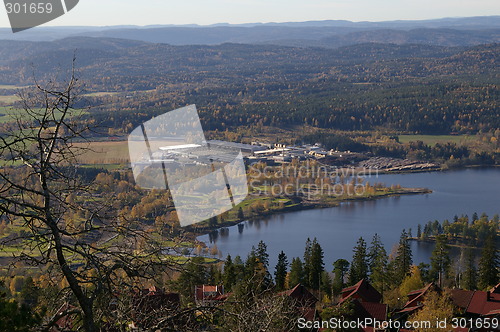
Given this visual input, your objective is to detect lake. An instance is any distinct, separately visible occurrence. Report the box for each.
[197,167,500,269]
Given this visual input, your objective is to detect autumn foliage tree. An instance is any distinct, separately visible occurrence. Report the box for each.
[0,68,177,331]
[408,290,454,332]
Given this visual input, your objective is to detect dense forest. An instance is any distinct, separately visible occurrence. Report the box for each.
[0,39,498,135]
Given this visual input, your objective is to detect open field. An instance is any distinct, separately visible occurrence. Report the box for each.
[83,92,120,97]
[0,107,28,122]
[75,140,130,164]
[0,94,20,104]
[397,134,476,145]
[0,107,89,124]
[0,85,27,89]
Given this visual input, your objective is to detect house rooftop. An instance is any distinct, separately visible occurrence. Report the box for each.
[340,279,382,305]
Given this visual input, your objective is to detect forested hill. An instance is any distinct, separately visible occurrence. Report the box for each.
[1,38,496,86]
[0,38,498,134]
[59,26,500,48]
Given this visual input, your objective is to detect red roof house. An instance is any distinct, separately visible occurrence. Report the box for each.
[194,285,225,306]
[450,283,500,317]
[396,283,500,331]
[338,280,388,324]
[339,279,383,305]
[278,283,318,321]
[396,283,440,316]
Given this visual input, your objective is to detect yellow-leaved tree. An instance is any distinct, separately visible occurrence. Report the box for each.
[408,290,454,332]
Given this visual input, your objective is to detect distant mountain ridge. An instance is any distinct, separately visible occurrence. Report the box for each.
[0,16,498,48]
[268,28,500,48]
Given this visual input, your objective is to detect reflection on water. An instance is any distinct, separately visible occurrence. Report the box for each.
[198,168,500,268]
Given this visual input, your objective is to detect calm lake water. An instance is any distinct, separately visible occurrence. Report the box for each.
[197,168,500,269]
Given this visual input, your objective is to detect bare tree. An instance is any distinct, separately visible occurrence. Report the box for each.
[219,292,301,331]
[0,65,180,331]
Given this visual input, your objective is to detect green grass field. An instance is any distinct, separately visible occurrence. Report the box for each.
[0,107,29,123]
[398,134,475,145]
[0,107,89,124]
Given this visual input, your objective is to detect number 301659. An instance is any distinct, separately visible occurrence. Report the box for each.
[5,2,53,14]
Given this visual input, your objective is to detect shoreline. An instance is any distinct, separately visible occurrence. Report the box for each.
[191,187,432,238]
[409,237,488,251]
[183,165,499,242]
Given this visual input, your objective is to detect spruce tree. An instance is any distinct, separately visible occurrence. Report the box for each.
[233,255,245,281]
[429,234,451,287]
[245,247,257,278]
[392,230,413,285]
[309,238,325,290]
[274,251,288,291]
[289,257,304,287]
[369,234,388,293]
[478,235,499,290]
[333,259,349,294]
[462,249,477,290]
[349,237,369,285]
[244,247,273,292]
[303,238,312,288]
[255,240,269,269]
[223,255,237,291]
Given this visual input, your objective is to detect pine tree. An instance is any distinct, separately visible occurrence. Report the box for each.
[308,238,325,290]
[472,212,478,222]
[462,249,477,290]
[430,235,451,287]
[208,264,222,284]
[349,237,369,285]
[244,247,273,292]
[333,259,350,294]
[176,257,209,300]
[223,255,237,291]
[244,249,258,279]
[392,230,413,285]
[478,235,499,290]
[274,251,288,291]
[255,240,269,269]
[289,257,304,288]
[233,255,245,280]
[303,238,312,288]
[369,234,388,294]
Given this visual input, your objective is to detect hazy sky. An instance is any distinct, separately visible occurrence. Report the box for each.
[1,0,499,28]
